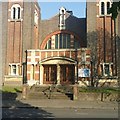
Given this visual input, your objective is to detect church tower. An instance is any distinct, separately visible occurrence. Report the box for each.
[87,0,118,84]
[3,0,40,85]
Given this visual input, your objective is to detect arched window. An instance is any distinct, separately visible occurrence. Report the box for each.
[45,38,51,49]
[11,4,21,20]
[107,2,111,14]
[34,10,38,24]
[18,7,21,19]
[44,33,80,49]
[101,2,105,15]
[55,33,71,49]
[99,0,112,16]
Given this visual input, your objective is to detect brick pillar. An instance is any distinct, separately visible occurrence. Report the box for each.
[57,64,60,85]
[73,84,78,100]
[22,84,28,99]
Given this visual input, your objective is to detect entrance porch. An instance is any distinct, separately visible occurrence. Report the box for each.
[39,58,76,85]
[42,64,75,85]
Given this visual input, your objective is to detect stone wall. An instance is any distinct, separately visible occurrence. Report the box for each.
[78,92,118,101]
[4,75,23,86]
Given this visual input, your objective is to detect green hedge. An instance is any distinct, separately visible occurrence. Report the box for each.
[2,86,22,93]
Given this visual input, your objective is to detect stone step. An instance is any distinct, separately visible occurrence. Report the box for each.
[30,86,49,92]
[27,92,48,99]
[28,85,74,100]
[27,91,72,100]
[30,85,73,94]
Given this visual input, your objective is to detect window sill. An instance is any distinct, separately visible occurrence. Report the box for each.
[5,75,22,78]
[98,14,112,18]
[8,19,23,22]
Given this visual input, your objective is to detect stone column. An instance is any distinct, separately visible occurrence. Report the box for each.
[57,64,60,85]
[40,65,43,85]
[103,63,105,76]
[75,64,78,83]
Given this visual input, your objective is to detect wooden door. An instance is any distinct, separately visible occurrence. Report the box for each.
[43,65,57,84]
[60,65,75,85]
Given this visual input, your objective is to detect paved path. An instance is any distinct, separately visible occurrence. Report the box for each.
[2,99,118,110]
[2,107,118,119]
[2,99,119,119]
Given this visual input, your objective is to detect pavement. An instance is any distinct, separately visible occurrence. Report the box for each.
[2,99,119,110]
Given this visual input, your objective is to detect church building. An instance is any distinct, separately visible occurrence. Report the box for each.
[2,0,119,87]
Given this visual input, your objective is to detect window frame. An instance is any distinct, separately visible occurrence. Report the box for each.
[45,33,80,49]
[9,63,20,76]
[101,2,105,15]
[11,4,21,20]
[100,63,113,77]
[99,0,112,16]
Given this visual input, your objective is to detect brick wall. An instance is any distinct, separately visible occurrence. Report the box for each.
[26,48,91,85]
[3,1,41,85]
[87,1,118,78]
[40,12,86,47]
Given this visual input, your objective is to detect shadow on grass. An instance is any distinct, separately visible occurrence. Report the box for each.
[2,90,54,119]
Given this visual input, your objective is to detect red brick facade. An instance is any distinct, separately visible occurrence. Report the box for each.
[2,0,119,87]
[26,48,91,86]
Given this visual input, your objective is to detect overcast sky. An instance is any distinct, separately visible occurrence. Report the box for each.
[38,2,86,20]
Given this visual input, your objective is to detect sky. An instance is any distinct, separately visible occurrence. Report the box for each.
[38,2,86,20]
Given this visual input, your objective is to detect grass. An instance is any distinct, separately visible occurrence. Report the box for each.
[2,86,22,93]
[1,85,119,94]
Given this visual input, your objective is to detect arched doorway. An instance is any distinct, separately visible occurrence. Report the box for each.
[41,58,76,85]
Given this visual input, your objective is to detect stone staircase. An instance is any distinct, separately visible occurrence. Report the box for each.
[27,85,73,100]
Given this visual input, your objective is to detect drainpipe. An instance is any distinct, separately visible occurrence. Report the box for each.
[114,19,117,76]
[103,16,106,63]
[75,48,78,83]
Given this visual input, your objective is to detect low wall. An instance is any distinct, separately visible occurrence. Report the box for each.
[78,79,118,87]
[97,79,118,87]
[78,92,118,101]
[4,75,23,86]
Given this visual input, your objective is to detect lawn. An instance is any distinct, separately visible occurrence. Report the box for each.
[2,86,22,93]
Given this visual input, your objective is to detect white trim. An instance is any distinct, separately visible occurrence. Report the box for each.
[51,51,53,57]
[45,52,47,58]
[35,71,39,74]
[70,51,72,58]
[35,4,39,12]
[40,56,76,64]
[27,56,40,58]
[99,0,112,16]
[26,48,90,52]
[57,51,59,57]
[64,51,65,56]
[59,7,66,30]
[27,71,31,74]
[27,62,38,65]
